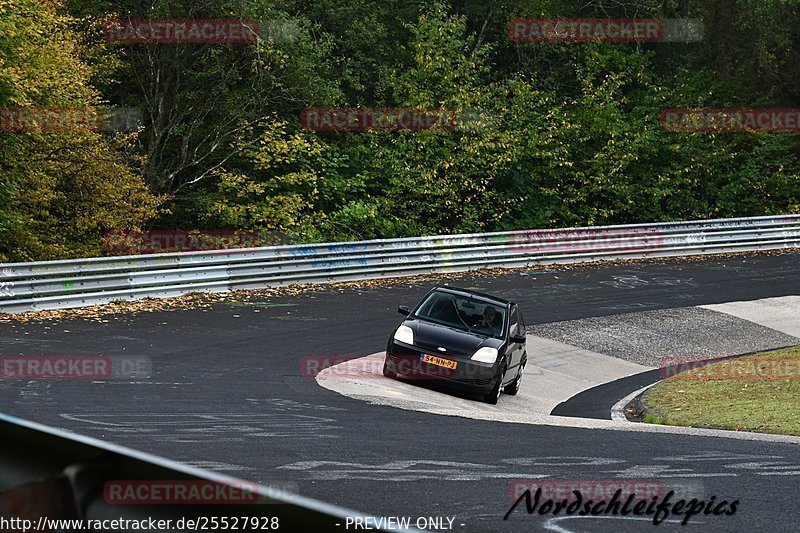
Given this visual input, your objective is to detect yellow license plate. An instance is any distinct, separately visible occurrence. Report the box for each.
[420,354,457,370]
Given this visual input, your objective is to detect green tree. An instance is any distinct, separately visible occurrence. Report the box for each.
[0,0,157,261]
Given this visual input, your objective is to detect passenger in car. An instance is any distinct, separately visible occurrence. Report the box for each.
[478,306,502,334]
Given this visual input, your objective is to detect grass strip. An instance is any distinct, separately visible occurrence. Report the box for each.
[643,346,800,436]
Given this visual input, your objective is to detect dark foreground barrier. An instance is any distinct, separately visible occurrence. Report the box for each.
[0,413,417,532]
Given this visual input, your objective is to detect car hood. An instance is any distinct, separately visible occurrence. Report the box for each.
[406,319,502,356]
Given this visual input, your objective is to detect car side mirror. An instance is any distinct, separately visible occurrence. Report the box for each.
[511,333,526,344]
[398,305,410,316]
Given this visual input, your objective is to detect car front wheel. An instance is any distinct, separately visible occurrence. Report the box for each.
[382,360,397,379]
[483,367,505,404]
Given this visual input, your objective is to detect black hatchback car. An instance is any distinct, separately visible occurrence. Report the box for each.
[383,286,527,404]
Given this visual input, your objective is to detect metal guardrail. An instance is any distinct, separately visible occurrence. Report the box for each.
[1,215,798,313]
[0,413,417,533]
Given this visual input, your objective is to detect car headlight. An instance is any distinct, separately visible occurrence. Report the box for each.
[471,347,498,364]
[393,325,414,345]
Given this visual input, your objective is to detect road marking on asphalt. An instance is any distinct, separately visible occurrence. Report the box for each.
[183,460,255,472]
[600,465,735,479]
[277,459,552,482]
[275,451,800,482]
[542,516,702,532]
[501,457,625,467]
[59,412,344,440]
[662,450,782,460]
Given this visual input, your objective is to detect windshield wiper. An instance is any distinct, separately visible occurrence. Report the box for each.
[451,300,478,334]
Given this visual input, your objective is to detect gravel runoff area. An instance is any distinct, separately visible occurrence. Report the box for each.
[528,306,800,367]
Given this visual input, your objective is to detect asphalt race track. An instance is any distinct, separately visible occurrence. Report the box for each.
[1,252,799,532]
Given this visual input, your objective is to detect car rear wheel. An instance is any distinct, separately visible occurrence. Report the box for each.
[483,367,505,404]
[505,360,525,396]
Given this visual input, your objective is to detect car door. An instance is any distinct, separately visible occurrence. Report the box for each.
[517,308,527,364]
[506,305,524,376]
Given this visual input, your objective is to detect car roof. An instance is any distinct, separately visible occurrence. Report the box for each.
[433,285,514,306]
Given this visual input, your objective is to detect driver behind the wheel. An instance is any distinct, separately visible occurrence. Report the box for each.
[478,306,502,333]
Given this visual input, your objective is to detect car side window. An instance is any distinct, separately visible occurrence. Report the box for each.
[517,308,526,334]
[509,306,519,337]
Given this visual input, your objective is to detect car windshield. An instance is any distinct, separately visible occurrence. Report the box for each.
[413,291,506,339]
